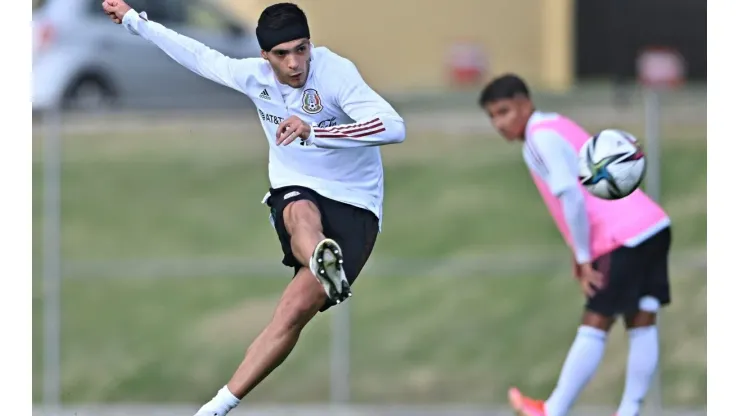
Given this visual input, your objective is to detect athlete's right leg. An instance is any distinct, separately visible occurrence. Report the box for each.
[545,311,612,414]
[224,267,328,398]
[194,267,327,416]
[509,310,614,416]
[510,250,627,416]
[226,197,351,394]
[194,197,346,415]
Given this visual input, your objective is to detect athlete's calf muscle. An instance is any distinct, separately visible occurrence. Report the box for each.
[226,268,326,398]
[272,267,328,330]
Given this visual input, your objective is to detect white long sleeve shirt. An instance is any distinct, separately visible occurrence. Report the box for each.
[122,10,405,224]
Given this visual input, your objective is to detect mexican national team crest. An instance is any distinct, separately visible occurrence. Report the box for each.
[301,88,323,114]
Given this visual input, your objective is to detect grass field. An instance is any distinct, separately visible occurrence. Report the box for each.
[32,113,706,407]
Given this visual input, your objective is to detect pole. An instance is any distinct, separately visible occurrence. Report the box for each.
[644,89,661,201]
[330,301,351,404]
[42,107,63,415]
[643,87,663,416]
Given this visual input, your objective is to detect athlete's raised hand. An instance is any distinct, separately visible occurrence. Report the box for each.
[102,0,132,24]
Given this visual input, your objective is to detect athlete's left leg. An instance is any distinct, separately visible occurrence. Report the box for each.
[509,246,634,416]
[615,227,672,416]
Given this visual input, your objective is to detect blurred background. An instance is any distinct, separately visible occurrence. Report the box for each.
[32,0,706,415]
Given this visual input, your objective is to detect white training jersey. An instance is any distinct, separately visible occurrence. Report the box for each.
[121,9,406,225]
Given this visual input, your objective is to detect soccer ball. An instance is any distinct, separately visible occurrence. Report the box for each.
[578,129,647,200]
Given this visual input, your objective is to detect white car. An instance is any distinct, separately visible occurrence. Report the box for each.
[32,0,261,112]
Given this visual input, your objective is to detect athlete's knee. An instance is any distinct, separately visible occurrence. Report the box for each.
[272,295,321,334]
[275,300,318,333]
[581,310,615,332]
[273,270,326,331]
[283,199,321,236]
[638,295,661,313]
[624,296,660,328]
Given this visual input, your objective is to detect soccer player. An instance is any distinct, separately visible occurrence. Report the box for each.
[101,1,405,415]
[478,74,671,416]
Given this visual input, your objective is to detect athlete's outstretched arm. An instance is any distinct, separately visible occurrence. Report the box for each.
[104,1,257,94]
[306,60,406,149]
[528,131,592,265]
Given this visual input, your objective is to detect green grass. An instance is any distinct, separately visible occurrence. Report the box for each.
[32,267,705,405]
[32,123,706,406]
[33,129,705,259]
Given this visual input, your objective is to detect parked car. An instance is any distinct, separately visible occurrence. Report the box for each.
[32,0,261,111]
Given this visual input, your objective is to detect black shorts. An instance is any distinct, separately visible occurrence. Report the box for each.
[586,226,672,317]
[265,185,379,311]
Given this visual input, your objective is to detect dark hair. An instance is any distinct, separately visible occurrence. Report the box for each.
[258,3,309,31]
[478,74,530,107]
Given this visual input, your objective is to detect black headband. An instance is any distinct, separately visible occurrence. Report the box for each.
[256,23,310,52]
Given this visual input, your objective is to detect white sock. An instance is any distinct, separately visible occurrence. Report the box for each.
[545,325,607,416]
[616,326,659,416]
[196,385,240,414]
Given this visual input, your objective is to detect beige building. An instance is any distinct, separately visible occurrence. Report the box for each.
[224,0,574,93]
